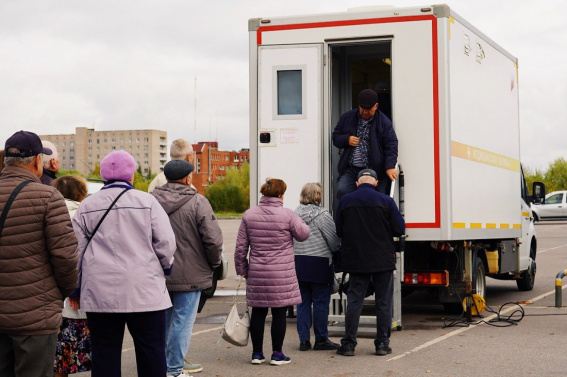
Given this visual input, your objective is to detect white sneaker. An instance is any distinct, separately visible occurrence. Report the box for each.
[167,371,194,377]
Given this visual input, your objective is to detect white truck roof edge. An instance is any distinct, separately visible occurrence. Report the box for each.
[433,4,518,64]
[249,18,261,32]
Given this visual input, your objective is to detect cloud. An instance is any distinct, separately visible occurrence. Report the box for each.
[0,0,565,170]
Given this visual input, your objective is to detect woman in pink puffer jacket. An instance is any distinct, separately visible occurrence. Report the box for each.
[234,178,309,366]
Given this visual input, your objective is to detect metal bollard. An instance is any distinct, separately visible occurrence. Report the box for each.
[555,269,567,308]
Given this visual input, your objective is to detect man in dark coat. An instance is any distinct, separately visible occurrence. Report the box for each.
[332,89,398,198]
[334,169,405,357]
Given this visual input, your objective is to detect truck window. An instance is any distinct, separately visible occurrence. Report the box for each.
[277,70,302,115]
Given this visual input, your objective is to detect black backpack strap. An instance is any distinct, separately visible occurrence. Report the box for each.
[0,180,32,238]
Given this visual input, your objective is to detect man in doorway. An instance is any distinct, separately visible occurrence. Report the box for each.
[332,89,398,198]
[152,160,223,376]
[40,140,60,185]
[148,139,194,193]
[334,169,405,357]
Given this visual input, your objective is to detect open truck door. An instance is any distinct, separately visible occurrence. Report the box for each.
[253,44,323,208]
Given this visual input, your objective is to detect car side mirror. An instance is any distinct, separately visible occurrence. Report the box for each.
[532,182,546,204]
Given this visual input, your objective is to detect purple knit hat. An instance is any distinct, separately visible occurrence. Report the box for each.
[100,150,137,181]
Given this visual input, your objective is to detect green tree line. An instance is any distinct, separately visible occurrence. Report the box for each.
[524,157,567,194]
[58,164,156,192]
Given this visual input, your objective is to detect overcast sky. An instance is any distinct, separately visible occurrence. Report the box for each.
[1,1,565,171]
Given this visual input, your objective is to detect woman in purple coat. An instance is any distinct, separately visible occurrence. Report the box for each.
[234,178,310,366]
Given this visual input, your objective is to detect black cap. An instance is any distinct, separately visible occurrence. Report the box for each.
[357,168,378,180]
[358,89,378,109]
[164,160,194,181]
[4,131,52,157]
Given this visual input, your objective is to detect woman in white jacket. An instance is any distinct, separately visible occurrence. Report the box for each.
[52,175,91,377]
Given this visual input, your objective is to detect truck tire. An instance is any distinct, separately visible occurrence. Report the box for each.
[443,256,485,315]
[473,256,486,298]
[517,258,536,291]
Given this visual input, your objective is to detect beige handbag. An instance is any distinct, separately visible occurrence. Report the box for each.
[220,277,250,346]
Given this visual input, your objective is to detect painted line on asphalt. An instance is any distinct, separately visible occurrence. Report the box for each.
[387,285,567,362]
[537,243,567,254]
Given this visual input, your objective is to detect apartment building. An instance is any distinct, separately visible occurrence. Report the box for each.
[192,141,249,194]
[39,127,167,176]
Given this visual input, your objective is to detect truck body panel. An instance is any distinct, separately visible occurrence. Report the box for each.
[249,4,535,313]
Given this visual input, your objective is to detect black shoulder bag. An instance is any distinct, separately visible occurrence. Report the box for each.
[0,181,32,238]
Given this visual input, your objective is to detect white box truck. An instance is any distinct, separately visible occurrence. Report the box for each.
[248,4,544,317]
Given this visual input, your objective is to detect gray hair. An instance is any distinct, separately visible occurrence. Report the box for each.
[4,147,37,167]
[170,139,193,160]
[358,175,377,185]
[41,140,58,168]
[299,182,322,205]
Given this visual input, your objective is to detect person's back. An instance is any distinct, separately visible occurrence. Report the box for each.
[335,180,404,273]
[0,166,78,333]
[0,130,78,376]
[74,184,175,312]
[152,182,223,291]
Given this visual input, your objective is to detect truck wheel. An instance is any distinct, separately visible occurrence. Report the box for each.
[473,256,486,298]
[517,258,536,291]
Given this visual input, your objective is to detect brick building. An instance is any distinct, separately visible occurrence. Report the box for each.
[191,141,249,194]
[39,127,167,176]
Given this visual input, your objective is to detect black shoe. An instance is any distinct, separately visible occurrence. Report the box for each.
[313,338,340,350]
[375,343,392,356]
[299,340,311,351]
[336,343,355,356]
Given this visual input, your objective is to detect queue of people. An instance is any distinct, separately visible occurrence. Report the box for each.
[0,88,403,375]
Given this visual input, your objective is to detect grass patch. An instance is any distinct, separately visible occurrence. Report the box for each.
[215,211,243,218]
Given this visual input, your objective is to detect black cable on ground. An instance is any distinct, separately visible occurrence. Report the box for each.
[443,302,525,328]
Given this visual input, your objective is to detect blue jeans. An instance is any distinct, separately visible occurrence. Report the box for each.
[165,291,201,376]
[297,282,332,342]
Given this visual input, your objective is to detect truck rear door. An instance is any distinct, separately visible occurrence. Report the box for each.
[256,44,323,208]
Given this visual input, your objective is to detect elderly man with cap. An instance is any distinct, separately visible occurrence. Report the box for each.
[152,160,223,377]
[332,88,399,198]
[40,140,60,185]
[72,150,176,377]
[334,168,405,357]
[0,131,78,376]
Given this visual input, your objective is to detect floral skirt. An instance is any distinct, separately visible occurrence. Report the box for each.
[54,318,92,374]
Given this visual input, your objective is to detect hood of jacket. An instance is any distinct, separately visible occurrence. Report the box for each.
[295,203,326,224]
[152,182,197,214]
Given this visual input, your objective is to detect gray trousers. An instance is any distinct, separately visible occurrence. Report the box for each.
[0,332,58,377]
[341,271,393,347]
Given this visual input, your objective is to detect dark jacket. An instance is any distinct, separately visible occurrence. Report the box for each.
[332,108,398,180]
[40,169,57,185]
[152,183,223,292]
[335,183,405,273]
[0,166,78,335]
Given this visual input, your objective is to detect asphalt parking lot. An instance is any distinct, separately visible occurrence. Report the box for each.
[76,219,567,376]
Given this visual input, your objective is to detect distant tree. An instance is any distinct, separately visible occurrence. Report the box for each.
[544,157,567,192]
[87,164,102,179]
[524,166,545,194]
[133,170,150,192]
[137,165,143,176]
[57,169,84,178]
[205,163,250,213]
